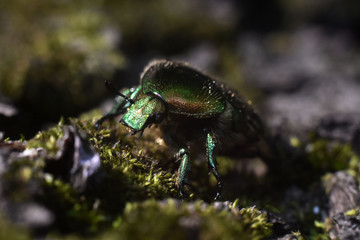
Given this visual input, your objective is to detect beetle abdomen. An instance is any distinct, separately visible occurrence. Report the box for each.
[141,60,226,117]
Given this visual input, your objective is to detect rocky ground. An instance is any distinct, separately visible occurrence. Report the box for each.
[1,1,360,239]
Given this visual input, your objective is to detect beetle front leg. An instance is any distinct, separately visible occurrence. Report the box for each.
[95,95,127,128]
[175,148,191,197]
[206,133,223,200]
[95,86,141,128]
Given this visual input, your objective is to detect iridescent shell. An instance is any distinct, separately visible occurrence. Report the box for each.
[141,60,226,117]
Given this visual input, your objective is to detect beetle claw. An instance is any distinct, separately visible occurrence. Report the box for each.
[178,179,192,198]
[138,129,144,139]
[94,120,102,129]
[214,180,223,200]
[94,116,110,129]
[179,184,187,198]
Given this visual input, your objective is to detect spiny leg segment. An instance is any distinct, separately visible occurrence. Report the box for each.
[206,132,223,200]
[176,148,191,197]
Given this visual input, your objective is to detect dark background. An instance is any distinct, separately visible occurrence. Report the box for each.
[1,0,360,139]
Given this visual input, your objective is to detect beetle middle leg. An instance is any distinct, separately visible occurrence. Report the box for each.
[175,148,191,197]
[206,132,223,200]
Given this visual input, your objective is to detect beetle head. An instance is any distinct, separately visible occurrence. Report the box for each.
[121,93,166,136]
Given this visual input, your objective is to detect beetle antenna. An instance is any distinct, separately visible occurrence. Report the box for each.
[104,80,134,104]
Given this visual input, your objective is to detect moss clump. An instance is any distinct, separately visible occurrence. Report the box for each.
[23,114,279,233]
[18,118,276,238]
[111,199,272,240]
[39,177,106,234]
[306,137,359,172]
[23,118,178,233]
[93,199,272,240]
[44,200,273,240]
[27,119,65,157]
[74,118,179,199]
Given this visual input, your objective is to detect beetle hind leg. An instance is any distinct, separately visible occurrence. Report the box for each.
[206,133,223,200]
[175,148,191,197]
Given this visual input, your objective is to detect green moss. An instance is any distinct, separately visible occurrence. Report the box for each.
[23,118,178,233]
[10,114,345,239]
[306,137,358,172]
[0,0,125,120]
[74,118,179,200]
[103,199,272,240]
[27,119,65,157]
[0,214,30,240]
[39,177,106,234]
[293,135,360,239]
[345,208,360,216]
[45,200,273,240]
[22,117,276,238]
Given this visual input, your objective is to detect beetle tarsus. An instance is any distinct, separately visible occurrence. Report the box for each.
[178,178,192,198]
[214,180,223,200]
[94,119,103,129]
[138,129,144,139]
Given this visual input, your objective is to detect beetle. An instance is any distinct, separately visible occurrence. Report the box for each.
[95,60,264,199]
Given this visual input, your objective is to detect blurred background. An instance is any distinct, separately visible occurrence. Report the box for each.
[1,0,360,140]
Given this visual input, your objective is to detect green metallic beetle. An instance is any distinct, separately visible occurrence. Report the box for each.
[96,60,264,199]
